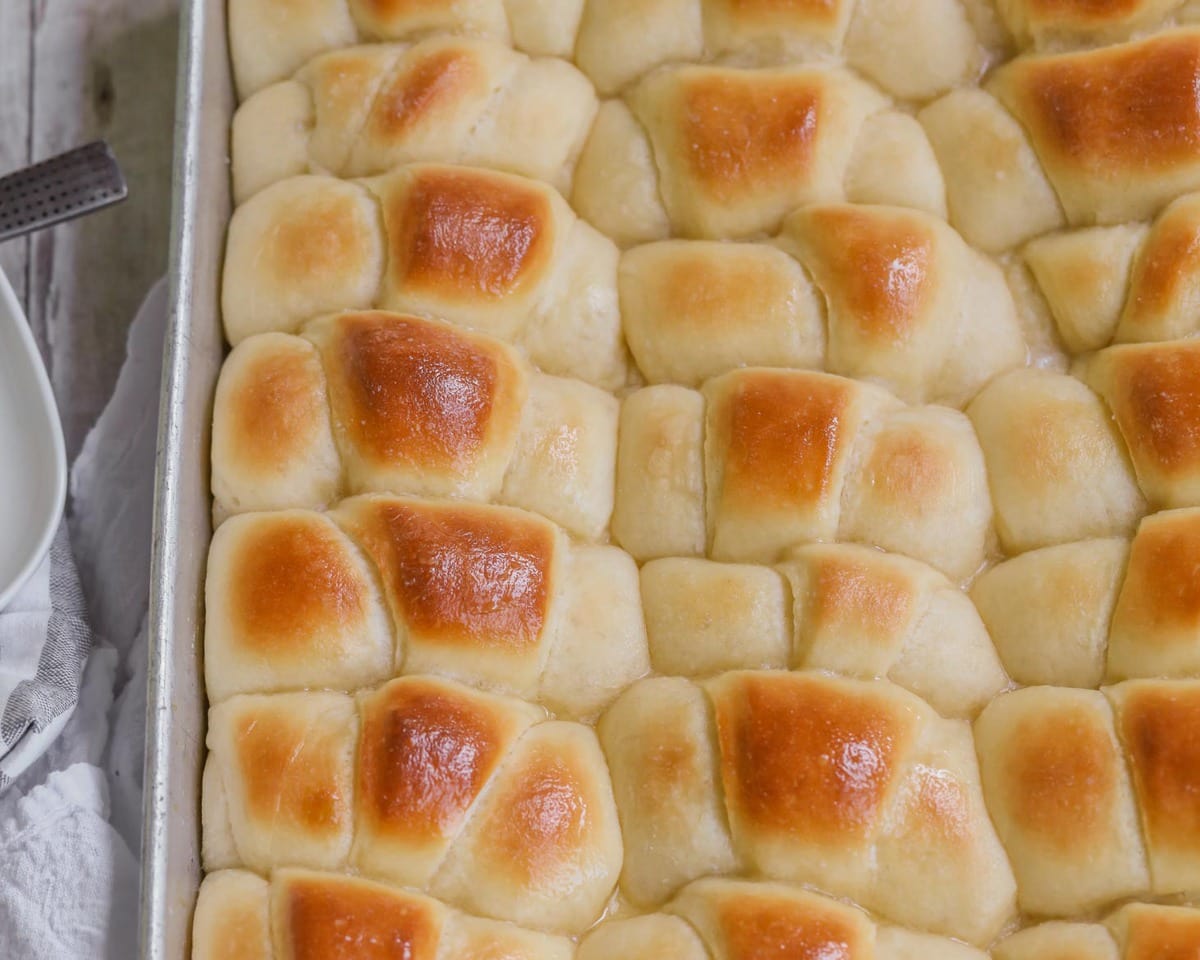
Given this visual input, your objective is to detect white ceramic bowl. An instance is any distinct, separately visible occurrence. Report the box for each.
[0,267,66,610]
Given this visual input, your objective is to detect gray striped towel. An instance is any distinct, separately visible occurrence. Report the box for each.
[0,523,91,790]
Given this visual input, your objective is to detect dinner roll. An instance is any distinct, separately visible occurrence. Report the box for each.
[228,0,585,99]
[223,166,628,390]
[975,687,1149,916]
[971,539,1128,688]
[204,498,648,714]
[203,678,623,933]
[599,670,1016,944]
[573,0,990,99]
[918,87,1064,252]
[1023,225,1147,353]
[212,311,618,539]
[232,38,597,202]
[193,867,575,960]
[989,30,1200,226]
[615,369,992,579]
[1085,339,1200,509]
[967,368,1144,554]
[573,65,949,243]
[204,511,393,701]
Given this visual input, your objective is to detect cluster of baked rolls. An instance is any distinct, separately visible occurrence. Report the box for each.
[200,0,1200,957]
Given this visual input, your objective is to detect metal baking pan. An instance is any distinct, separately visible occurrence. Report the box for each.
[139,0,232,954]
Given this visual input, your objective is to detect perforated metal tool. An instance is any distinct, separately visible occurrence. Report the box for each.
[0,141,127,243]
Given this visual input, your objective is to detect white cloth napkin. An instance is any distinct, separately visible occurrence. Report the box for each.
[0,279,167,959]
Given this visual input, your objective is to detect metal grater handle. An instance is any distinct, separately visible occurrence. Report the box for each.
[0,141,128,244]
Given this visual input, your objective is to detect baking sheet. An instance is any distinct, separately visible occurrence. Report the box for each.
[139,0,231,955]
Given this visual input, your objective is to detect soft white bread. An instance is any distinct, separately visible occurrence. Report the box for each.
[192,870,272,960]
[976,681,1200,912]
[640,544,1008,718]
[577,877,990,960]
[781,543,1007,716]
[203,678,623,933]
[232,38,597,203]
[639,558,791,679]
[611,385,707,562]
[996,904,1200,960]
[572,65,949,244]
[193,867,575,960]
[577,913,710,960]
[1023,225,1148,353]
[994,0,1183,51]
[619,204,1023,403]
[210,334,341,516]
[618,240,825,389]
[1026,192,1200,353]
[597,677,740,907]
[213,312,618,539]
[228,0,586,99]
[1084,339,1200,509]
[971,539,1129,688]
[918,88,1064,253]
[614,369,992,579]
[967,368,1144,554]
[573,0,990,100]
[973,508,1200,686]
[975,687,1149,917]
[203,691,359,873]
[222,166,627,391]
[993,921,1120,960]
[989,30,1200,227]
[204,498,648,714]
[598,670,1016,944]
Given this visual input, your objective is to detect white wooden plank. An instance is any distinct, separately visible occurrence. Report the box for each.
[0,0,32,312]
[27,0,178,458]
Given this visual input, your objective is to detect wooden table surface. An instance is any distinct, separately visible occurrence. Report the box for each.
[0,0,178,460]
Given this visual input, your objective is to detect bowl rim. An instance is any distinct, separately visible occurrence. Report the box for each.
[0,266,68,611]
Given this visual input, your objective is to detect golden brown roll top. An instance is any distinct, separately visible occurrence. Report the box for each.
[222,165,627,390]
[991,30,1200,227]
[573,64,949,244]
[192,867,574,960]
[923,29,1200,251]
[614,369,992,580]
[204,497,648,715]
[577,878,989,960]
[213,311,619,539]
[202,676,623,933]
[976,680,1200,916]
[598,670,1016,945]
[780,203,1024,404]
[641,544,1008,718]
[228,0,586,99]
[574,0,991,100]
[1084,339,1200,510]
[232,38,597,202]
[995,904,1200,960]
[620,204,1025,403]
